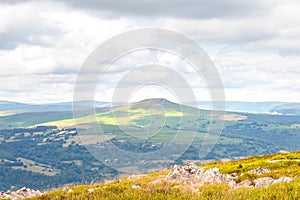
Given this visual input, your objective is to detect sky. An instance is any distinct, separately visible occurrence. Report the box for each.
[0,0,299,103]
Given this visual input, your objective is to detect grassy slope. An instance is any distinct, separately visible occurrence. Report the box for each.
[36,99,195,128]
[31,151,300,200]
[0,111,74,129]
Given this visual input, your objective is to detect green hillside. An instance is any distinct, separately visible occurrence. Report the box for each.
[30,151,300,200]
[0,98,299,191]
[37,98,300,162]
[0,111,74,129]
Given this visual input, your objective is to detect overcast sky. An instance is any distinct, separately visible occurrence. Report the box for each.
[0,0,299,103]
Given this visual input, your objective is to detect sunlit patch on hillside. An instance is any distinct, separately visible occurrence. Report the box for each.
[219,114,247,121]
[0,110,23,117]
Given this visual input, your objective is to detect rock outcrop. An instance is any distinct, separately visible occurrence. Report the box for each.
[197,167,232,184]
[167,163,293,189]
[167,163,232,186]
[0,187,43,200]
[167,163,203,182]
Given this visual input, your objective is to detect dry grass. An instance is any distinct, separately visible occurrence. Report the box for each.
[30,151,300,200]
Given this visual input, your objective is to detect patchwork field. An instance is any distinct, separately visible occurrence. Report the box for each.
[12,158,58,176]
[0,98,299,191]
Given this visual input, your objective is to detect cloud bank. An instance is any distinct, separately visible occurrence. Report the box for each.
[0,0,299,103]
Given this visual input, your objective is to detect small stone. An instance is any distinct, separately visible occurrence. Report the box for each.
[278,150,290,154]
[132,184,141,189]
[88,188,94,193]
[231,172,238,178]
[67,189,74,193]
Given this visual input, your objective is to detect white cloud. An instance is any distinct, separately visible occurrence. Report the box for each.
[0,1,63,49]
[0,0,299,103]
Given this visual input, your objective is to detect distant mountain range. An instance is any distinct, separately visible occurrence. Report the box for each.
[0,100,111,112]
[269,103,300,115]
[197,101,300,115]
[1,100,299,115]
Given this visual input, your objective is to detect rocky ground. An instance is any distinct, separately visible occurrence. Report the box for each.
[166,163,293,190]
[0,187,43,200]
[0,163,296,199]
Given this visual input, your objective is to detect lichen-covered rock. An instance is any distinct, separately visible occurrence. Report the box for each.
[231,172,238,178]
[88,188,95,193]
[132,184,141,189]
[249,166,271,175]
[254,177,275,188]
[166,163,293,190]
[167,163,204,182]
[167,163,232,186]
[273,177,293,184]
[67,189,74,193]
[0,187,43,200]
[199,167,232,184]
[228,180,238,188]
[254,176,293,188]
[228,180,253,189]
